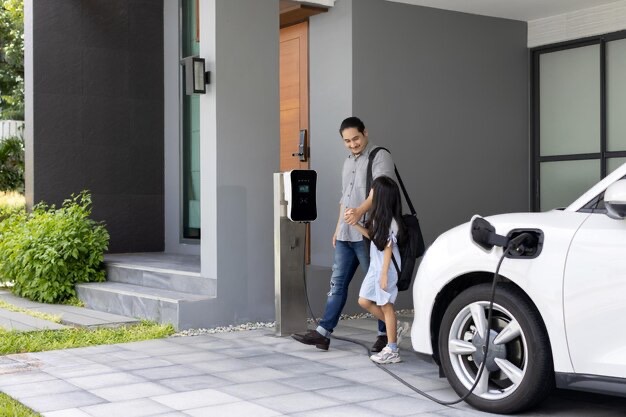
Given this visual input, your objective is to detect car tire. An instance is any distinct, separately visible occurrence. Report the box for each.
[438,283,554,414]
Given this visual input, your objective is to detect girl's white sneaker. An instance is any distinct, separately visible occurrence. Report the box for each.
[370,346,401,364]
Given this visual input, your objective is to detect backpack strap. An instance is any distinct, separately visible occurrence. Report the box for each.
[367,147,417,216]
[367,146,416,275]
[391,253,400,275]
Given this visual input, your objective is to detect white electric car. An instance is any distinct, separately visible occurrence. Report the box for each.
[411,162,626,414]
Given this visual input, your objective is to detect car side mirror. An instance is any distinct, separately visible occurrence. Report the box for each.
[604,179,626,219]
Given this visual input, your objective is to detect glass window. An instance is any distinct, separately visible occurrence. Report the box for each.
[607,38,626,152]
[533,33,626,211]
[181,0,201,239]
[539,45,600,157]
[608,157,626,175]
[540,159,600,210]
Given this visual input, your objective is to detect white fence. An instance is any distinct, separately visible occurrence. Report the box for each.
[0,120,24,140]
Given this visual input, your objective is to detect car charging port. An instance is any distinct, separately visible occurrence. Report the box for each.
[505,229,543,259]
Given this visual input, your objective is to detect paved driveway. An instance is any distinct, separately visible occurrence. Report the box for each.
[1,317,625,416]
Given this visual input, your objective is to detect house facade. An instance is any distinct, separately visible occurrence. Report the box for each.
[23,0,626,328]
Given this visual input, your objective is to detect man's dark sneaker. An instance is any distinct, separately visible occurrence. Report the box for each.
[291,329,330,351]
[371,335,388,352]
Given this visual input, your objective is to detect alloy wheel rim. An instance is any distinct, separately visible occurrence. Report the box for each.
[448,300,528,400]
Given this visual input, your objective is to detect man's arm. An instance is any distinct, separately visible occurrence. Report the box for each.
[344,188,373,225]
[345,150,395,225]
[333,203,344,248]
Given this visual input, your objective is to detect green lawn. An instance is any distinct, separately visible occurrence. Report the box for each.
[0,321,175,355]
[0,393,41,417]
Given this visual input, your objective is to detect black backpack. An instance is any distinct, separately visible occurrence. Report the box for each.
[366,147,425,291]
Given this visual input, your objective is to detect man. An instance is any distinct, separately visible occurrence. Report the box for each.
[292,116,408,351]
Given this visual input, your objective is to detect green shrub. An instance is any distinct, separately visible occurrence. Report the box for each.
[0,135,25,192]
[0,191,109,303]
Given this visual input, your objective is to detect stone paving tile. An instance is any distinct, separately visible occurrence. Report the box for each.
[218,345,277,358]
[250,334,296,346]
[66,371,147,390]
[316,383,398,403]
[89,381,175,402]
[212,366,291,384]
[158,350,227,364]
[42,409,92,417]
[278,374,353,391]
[183,339,238,351]
[130,365,206,380]
[185,357,252,373]
[271,359,342,375]
[17,390,106,413]
[327,364,403,384]
[125,344,201,357]
[360,395,448,416]
[79,398,177,417]
[184,400,284,417]
[315,353,374,370]
[218,381,298,400]
[107,357,174,372]
[0,370,57,387]
[1,379,81,399]
[4,320,626,417]
[236,352,311,368]
[151,388,240,410]
[290,403,385,417]
[253,391,342,414]
[29,354,97,369]
[158,374,233,392]
[102,349,152,361]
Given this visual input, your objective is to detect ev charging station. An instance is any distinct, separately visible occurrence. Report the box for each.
[274,170,317,336]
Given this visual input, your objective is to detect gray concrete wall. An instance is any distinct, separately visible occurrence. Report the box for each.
[307,0,529,314]
[212,0,280,324]
[27,0,164,253]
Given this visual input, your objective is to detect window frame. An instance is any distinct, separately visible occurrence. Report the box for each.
[531,29,626,211]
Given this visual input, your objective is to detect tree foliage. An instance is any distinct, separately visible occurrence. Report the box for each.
[0,0,24,120]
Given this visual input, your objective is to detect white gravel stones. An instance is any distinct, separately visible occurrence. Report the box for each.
[172,309,414,337]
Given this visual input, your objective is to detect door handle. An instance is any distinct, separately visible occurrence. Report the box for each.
[292,129,307,162]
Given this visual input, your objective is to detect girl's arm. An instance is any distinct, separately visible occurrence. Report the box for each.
[351,222,370,239]
[380,244,392,290]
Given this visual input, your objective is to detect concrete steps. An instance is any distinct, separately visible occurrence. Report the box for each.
[76,253,216,330]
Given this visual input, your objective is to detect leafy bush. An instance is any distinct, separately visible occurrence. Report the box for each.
[0,135,24,192]
[0,191,109,303]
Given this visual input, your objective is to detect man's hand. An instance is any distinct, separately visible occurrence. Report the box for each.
[332,232,337,248]
[344,207,362,225]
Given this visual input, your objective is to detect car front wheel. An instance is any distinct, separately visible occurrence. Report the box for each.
[438,283,554,414]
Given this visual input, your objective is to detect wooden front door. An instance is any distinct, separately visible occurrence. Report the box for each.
[280,21,310,262]
[280,21,309,171]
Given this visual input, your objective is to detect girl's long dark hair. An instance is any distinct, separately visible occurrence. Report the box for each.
[366,176,405,251]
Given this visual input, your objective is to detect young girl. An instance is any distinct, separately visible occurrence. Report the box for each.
[349,175,409,364]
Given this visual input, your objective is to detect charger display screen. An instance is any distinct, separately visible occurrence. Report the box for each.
[298,185,310,193]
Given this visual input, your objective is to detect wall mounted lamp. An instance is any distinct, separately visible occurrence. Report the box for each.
[181,56,211,95]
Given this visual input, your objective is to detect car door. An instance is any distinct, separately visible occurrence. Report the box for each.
[563,197,626,378]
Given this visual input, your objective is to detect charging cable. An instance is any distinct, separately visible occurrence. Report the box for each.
[302,234,530,406]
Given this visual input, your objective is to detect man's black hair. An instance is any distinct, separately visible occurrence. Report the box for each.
[339,116,365,135]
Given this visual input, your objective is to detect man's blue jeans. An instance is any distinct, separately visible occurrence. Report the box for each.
[317,240,386,336]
